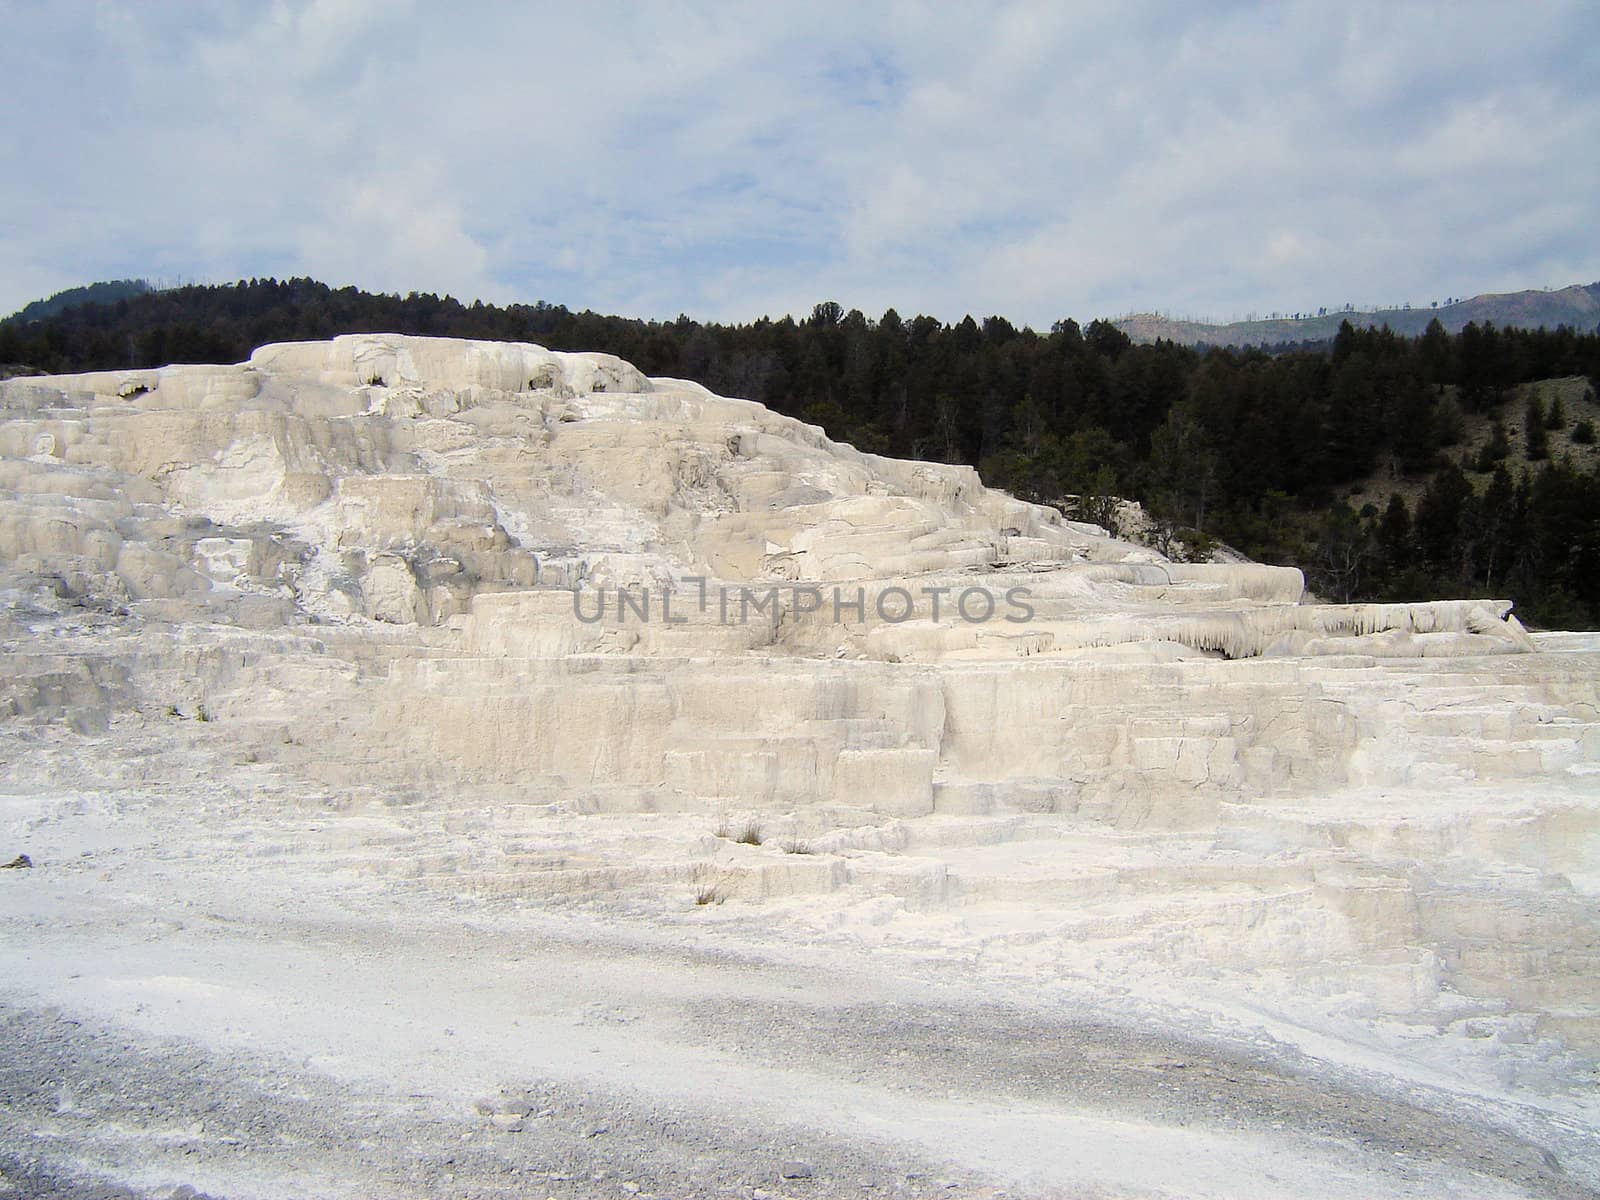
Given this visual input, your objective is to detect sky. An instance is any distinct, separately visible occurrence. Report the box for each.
[3,0,1598,327]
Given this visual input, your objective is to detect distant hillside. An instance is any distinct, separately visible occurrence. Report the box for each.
[1118,282,1600,347]
[4,279,152,324]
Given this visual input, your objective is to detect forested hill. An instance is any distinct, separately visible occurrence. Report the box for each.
[1118,283,1600,348]
[4,279,152,326]
[4,277,1600,627]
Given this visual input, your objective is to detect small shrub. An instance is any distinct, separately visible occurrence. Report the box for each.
[195,703,212,722]
[782,838,814,855]
[1180,529,1216,563]
[365,373,386,387]
[735,819,763,846]
[1572,419,1596,445]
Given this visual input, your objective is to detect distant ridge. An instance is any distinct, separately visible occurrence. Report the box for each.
[1116,282,1600,347]
[3,278,152,324]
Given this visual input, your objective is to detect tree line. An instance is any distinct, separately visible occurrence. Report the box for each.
[4,277,1599,626]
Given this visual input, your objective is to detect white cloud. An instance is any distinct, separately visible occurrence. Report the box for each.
[295,173,497,301]
[2,0,1597,325]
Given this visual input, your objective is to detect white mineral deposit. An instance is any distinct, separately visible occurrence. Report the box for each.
[2,335,1596,1198]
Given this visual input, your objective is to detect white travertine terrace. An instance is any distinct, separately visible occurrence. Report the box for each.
[2,334,1597,1100]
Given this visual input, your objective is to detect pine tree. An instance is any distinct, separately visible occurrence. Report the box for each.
[1389,377,1438,473]
[1418,318,1452,384]
[1525,395,1549,461]
[1476,421,1510,472]
[1416,462,1473,573]
[1479,465,1517,590]
[1145,403,1217,532]
[1376,493,1413,567]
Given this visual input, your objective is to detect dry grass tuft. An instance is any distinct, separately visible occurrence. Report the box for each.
[692,864,727,906]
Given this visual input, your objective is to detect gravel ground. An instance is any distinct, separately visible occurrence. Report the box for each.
[2,888,1595,1200]
[0,1003,1003,1200]
[666,993,1582,1190]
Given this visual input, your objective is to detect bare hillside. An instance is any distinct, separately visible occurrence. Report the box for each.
[1119,283,1600,347]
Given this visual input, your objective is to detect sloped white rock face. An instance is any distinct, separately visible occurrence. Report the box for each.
[0,334,1139,627]
[2,335,1597,1108]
